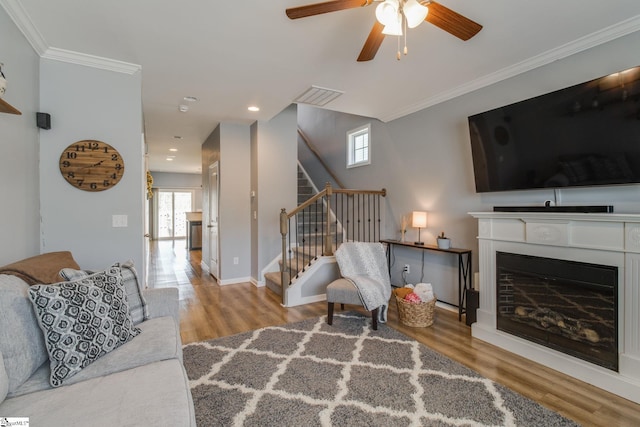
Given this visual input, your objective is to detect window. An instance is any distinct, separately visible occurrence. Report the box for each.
[347,124,370,168]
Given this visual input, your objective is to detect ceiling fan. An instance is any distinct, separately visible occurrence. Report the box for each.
[286,0,482,61]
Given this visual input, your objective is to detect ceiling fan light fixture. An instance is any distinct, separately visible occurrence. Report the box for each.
[375,0,399,26]
[403,0,428,29]
[381,14,403,36]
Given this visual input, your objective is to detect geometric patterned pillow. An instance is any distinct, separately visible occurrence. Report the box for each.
[59,261,148,325]
[27,267,141,387]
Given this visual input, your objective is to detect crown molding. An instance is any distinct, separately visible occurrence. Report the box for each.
[380,15,640,122]
[0,0,47,55]
[1,0,140,74]
[42,48,141,75]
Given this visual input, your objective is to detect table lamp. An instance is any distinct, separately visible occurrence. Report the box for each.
[412,211,427,245]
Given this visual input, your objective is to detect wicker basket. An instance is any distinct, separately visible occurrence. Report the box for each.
[395,294,436,327]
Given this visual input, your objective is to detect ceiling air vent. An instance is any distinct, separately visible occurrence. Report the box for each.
[294,86,344,107]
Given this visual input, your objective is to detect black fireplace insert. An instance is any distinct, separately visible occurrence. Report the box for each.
[496,252,618,371]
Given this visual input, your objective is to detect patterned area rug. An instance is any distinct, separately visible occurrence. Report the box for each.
[183,313,579,426]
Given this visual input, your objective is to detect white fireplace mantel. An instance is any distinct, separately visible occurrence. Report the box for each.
[469,211,640,404]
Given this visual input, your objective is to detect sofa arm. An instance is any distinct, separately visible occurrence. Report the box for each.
[142,288,180,326]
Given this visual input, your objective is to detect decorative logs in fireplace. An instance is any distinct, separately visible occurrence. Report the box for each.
[496,252,618,371]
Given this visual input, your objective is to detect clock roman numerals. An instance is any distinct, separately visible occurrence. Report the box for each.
[59,140,125,192]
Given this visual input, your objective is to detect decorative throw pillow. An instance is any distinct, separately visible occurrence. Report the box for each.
[60,261,148,325]
[28,267,141,387]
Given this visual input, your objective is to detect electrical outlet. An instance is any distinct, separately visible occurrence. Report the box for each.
[403,264,410,274]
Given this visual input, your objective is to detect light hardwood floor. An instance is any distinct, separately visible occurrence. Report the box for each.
[148,240,640,427]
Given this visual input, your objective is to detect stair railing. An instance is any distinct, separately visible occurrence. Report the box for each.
[279,182,386,305]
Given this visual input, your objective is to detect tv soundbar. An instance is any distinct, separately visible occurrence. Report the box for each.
[493,205,614,213]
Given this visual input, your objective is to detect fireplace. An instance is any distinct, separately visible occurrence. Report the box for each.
[470,211,640,404]
[496,252,617,371]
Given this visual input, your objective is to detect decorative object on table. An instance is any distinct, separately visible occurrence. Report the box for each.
[183,313,578,427]
[394,283,436,327]
[59,140,125,191]
[400,214,407,242]
[0,62,7,97]
[437,231,451,249]
[412,211,427,245]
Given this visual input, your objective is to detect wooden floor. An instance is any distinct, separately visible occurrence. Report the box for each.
[148,240,640,427]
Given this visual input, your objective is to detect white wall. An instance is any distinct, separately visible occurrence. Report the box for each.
[252,105,298,282]
[39,59,144,275]
[0,7,40,265]
[299,30,640,305]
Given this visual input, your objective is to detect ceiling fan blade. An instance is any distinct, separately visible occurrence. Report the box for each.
[357,21,385,62]
[424,1,482,41]
[286,0,372,20]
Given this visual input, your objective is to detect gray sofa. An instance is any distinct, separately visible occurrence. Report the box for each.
[0,253,196,426]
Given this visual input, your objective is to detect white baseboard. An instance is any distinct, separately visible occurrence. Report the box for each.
[219,276,253,286]
[250,278,265,288]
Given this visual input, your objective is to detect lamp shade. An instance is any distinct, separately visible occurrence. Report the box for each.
[375,0,399,26]
[403,0,429,29]
[412,211,427,228]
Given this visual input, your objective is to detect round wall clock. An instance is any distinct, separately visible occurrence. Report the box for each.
[59,140,125,191]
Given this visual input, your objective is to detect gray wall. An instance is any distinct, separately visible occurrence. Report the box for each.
[0,7,40,265]
[39,58,144,274]
[251,104,298,282]
[299,30,640,304]
[219,123,251,282]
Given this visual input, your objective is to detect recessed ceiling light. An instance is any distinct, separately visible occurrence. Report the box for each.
[248,106,260,112]
[169,148,178,152]
[166,157,174,161]
[179,104,189,112]
[184,96,198,102]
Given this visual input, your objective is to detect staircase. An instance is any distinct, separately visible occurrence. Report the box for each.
[265,166,337,297]
[263,165,386,307]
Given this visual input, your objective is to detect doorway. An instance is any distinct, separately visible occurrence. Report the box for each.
[156,190,194,239]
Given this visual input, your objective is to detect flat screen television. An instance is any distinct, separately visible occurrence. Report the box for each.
[468,66,640,193]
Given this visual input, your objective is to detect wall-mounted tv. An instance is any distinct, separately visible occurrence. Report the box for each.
[468,66,640,193]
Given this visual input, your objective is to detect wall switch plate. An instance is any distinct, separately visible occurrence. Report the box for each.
[233,257,239,265]
[112,214,128,227]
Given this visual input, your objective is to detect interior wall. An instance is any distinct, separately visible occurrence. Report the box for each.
[39,58,144,276]
[0,7,40,265]
[219,123,251,283]
[254,104,298,282]
[298,30,640,304]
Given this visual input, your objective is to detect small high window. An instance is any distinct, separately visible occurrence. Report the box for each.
[347,124,370,168]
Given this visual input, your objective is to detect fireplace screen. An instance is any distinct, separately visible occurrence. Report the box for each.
[496,252,618,371]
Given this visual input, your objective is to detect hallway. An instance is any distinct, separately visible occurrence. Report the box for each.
[147,239,325,345]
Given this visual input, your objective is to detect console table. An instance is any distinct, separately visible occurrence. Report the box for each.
[380,239,472,321]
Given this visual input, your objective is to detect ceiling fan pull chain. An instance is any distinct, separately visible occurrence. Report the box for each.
[397,35,401,60]
[403,13,408,56]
